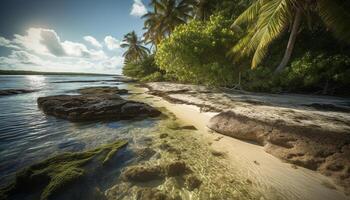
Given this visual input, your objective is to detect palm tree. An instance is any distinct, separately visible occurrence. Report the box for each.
[230,0,350,73]
[121,31,149,63]
[142,0,193,46]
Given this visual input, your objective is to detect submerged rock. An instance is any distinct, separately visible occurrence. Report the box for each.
[37,94,161,121]
[134,147,157,161]
[136,188,174,200]
[78,86,128,95]
[180,125,197,130]
[0,89,37,96]
[0,140,128,200]
[185,175,202,191]
[122,165,164,182]
[165,161,188,177]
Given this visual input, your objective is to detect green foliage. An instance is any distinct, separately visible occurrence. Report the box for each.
[0,140,128,200]
[285,52,350,94]
[140,71,165,82]
[231,0,350,70]
[155,14,239,86]
[123,55,162,79]
[242,52,350,95]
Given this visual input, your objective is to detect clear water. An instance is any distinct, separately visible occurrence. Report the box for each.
[0,75,151,186]
[0,75,266,200]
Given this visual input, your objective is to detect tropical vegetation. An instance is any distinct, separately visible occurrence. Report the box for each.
[230,0,350,72]
[121,0,350,96]
[121,31,149,63]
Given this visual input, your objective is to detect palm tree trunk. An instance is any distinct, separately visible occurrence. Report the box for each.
[275,8,302,73]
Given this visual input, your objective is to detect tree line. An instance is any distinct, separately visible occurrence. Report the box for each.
[122,0,350,95]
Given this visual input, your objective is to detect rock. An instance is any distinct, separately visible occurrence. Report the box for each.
[210,149,225,157]
[208,111,266,143]
[208,111,350,193]
[137,137,153,146]
[291,164,298,169]
[105,182,132,200]
[136,188,173,200]
[214,136,223,141]
[185,175,202,191]
[160,133,169,139]
[37,94,161,121]
[165,161,188,176]
[158,143,180,154]
[180,125,197,130]
[122,165,164,182]
[0,89,37,96]
[134,148,157,161]
[165,121,197,131]
[78,86,128,95]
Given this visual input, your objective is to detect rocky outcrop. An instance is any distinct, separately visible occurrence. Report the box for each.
[0,89,37,96]
[37,94,161,121]
[208,111,350,194]
[78,86,128,95]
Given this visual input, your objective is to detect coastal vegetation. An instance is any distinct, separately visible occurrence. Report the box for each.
[122,0,350,96]
[121,31,149,64]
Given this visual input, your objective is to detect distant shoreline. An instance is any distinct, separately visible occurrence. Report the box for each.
[0,70,115,76]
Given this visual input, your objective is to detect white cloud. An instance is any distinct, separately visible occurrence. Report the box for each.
[83,36,102,48]
[0,28,124,74]
[9,28,107,59]
[0,36,19,49]
[130,0,147,17]
[40,29,66,56]
[104,36,120,50]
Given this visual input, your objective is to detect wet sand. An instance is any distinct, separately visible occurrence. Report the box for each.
[128,84,349,200]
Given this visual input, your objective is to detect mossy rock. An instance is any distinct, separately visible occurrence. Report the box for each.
[0,140,128,200]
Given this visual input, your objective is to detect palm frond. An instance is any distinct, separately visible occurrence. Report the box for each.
[251,0,292,68]
[233,0,265,27]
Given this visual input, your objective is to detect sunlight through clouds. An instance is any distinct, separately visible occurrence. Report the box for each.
[0,28,123,74]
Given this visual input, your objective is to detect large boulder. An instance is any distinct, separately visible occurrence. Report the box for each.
[78,86,128,95]
[208,111,350,194]
[37,94,161,121]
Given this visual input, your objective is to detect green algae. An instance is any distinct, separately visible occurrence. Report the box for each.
[0,140,128,200]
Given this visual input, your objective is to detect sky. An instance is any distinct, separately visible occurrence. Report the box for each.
[0,0,150,74]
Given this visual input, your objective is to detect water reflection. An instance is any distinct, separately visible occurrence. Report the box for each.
[25,75,46,89]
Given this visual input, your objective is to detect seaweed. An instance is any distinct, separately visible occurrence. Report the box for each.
[0,140,128,200]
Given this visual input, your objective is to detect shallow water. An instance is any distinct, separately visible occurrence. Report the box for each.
[0,75,265,199]
[0,75,348,200]
[0,75,137,185]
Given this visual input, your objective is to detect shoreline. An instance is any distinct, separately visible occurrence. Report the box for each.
[131,82,350,198]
